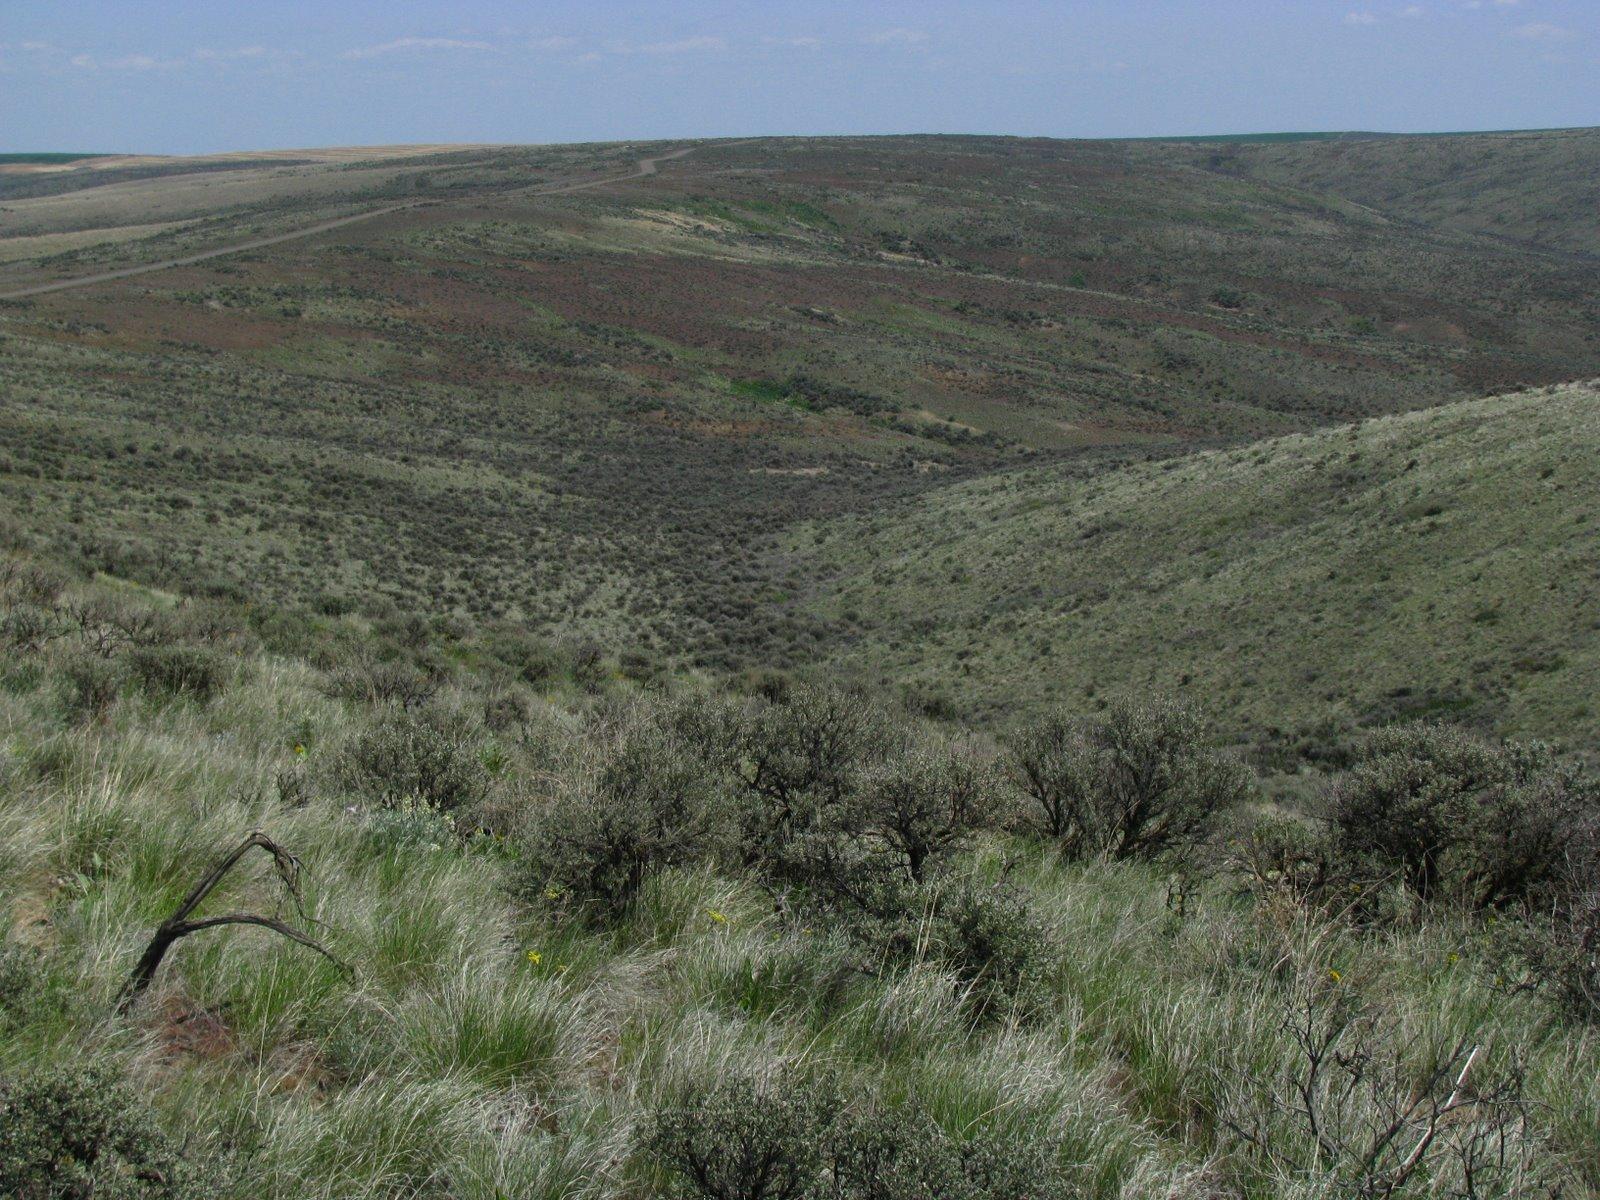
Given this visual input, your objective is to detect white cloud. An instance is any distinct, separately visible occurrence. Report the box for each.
[69,53,96,68]
[1400,5,1426,17]
[867,28,930,45]
[343,37,493,60]
[1345,11,1380,25]
[765,36,823,49]
[528,36,578,51]
[633,36,727,54]
[1512,21,1573,39]
[193,45,269,62]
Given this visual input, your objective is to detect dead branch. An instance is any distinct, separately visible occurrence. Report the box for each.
[117,829,347,1012]
[1387,1044,1480,1192]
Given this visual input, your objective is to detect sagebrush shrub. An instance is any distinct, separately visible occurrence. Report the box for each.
[2,603,58,652]
[1514,818,1600,1022]
[1330,724,1596,910]
[648,1073,1069,1199]
[860,738,1000,884]
[1227,811,1336,907]
[732,684,897,899]
[56,651,124,725]
[824,1103,1067,1200]
[484,627,566,686]
[736,685,892,822]
[328,708,487,812]
[567,640,609,690]
[0,1065,210,1198]
[922,878,1055,1025]
[515,702,726,917]
[481,687,531,732]
[127,644,228,703]
[322,656,438,709]
[0,943,61,1033]
[649,1073,826,1200]
[1008,696,1249,861]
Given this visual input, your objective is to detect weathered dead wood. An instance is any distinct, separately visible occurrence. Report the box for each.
[117,829,347,1012]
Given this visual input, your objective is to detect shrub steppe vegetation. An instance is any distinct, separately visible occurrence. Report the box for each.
[2,128,1599,1197]
[795,380,1600,746]
[2,547,1599,1198]
[3,132,1599,740]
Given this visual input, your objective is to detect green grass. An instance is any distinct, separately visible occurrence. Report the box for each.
[793,381,1600,746]
[4,129,1600,1193]
[2,550,1598,1197]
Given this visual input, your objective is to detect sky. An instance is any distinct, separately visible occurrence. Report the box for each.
[1,1,1595,154]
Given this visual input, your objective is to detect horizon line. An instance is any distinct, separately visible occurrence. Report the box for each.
[5,123,1597,159]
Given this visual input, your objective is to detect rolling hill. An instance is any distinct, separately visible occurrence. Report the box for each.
[1154,125,1600,255]
[792,380,1600,747]
[4,128,1600,1200]
[3,131,1598,736]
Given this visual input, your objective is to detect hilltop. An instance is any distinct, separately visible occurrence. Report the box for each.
[1154,125,1600,254]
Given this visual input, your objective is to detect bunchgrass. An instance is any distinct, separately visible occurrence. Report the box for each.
[1,557,1597,1198]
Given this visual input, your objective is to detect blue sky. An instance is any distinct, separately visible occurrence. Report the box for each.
[1,1,1595,153]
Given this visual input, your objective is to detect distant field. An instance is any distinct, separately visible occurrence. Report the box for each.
[1124,131,1377,144]
[2,130,1598,744]
[0,151,111,165]
[1125,125,1596,145]
[1155,125,1600,254]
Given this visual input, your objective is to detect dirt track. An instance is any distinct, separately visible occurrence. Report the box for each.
[0,146,697,301]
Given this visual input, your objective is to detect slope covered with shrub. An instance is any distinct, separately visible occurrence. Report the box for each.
[1155,126,1600,255]
[4,132,1599,684]
[794,381,1600,746]
[3,545,1599,1198]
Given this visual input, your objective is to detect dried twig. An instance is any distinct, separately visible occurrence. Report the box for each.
[116,829,347,1012]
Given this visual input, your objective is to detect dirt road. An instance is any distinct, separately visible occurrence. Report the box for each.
[0,146,697,301]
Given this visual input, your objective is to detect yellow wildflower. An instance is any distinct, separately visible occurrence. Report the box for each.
[526,950,542,966]
[1447,952,1460,965]
[293,743,306,757]
[707,909,728,925]
[543,885,563,901]
[1328,969,1342,984]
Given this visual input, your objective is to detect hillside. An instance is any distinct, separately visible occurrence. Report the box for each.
[793,382,1600,747]
[1154,126,1600,256]
[2,544,1598,1199]
[4,133,1599,689]
[4,124,1600,1200]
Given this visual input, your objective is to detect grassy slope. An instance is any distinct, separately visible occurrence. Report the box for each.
[2,555,1597,1198]
[795,382,1600,743]
[1,132,1597,733]
[1156,126,1600,255]
[2,134,1597,684]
